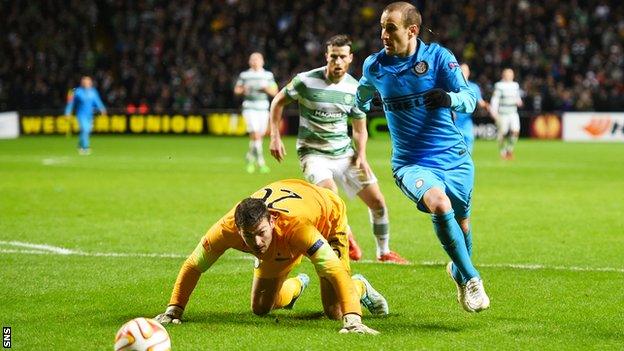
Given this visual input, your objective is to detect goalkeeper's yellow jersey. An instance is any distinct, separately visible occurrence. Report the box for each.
[170,179,361,315]
[200,178,347,262]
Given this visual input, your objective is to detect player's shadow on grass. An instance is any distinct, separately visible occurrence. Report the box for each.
[286,311,326,320]
[190,310,330,325]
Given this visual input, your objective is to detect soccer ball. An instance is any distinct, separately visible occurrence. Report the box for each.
[114,318,171,351]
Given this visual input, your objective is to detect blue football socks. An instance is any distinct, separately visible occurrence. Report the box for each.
[451,226,473,284]
[432,211,479,283]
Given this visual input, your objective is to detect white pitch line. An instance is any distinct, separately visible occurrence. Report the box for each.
[0,249,49,255]
[41,156,73,166]
[1,241,623,273]
[396,260,624,274]
[0,240,77,254]
[86,251,186,259]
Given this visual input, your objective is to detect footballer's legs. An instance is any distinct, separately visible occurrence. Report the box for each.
[449,217,473,283]
[281,273,309,309]
[458,218,473,257]
[252,135,270,173]
[445,215,489,313]
[424,188,479,283]
[346,226,362,261]
[243,111,258,173]
[357,184,409,264]
[257,113,270,173]
[316,178,339,193]
[246,132,263,173]
[352,274,389,315]
[496,117,509,159]
[251,273,309,314]
[506,114,521,159]
[320,274,389,318]
[507,131,519,159]
[245,138,256,173]
[78,118,92,154]
[317,178,362,261]
[251,275,306,315]
[497,132,507,159]
[251,276,283,315]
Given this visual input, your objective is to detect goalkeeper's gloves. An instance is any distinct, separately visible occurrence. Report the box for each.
[339,313,379,335]
[155,305,184,325]
[423,88,451,110]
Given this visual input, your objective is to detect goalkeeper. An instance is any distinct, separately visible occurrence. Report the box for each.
[64,76,106,155]
[155,179,387,334]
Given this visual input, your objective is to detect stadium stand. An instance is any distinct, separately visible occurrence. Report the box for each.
[1,0,622,112]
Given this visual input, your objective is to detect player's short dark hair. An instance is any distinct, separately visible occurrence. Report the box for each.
[234,198,269,230]
[326,34,352,49]
[384,1,422,28]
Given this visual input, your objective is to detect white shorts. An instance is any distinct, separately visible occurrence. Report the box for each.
[496,113,520,136]
[242,109,269,134]
[299,154,377,198]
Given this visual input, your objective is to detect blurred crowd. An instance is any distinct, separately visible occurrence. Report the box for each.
[1,0,623,113]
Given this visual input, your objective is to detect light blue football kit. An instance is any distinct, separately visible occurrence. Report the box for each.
[356,39,479,283]
[65,87,106,149]
[454,81,482,152]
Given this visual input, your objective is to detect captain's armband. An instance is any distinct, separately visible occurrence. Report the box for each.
[306,239,325,257]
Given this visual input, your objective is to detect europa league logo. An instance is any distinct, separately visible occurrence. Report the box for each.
[531,114,561,139]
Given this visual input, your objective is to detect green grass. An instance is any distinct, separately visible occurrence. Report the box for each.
[1,135,623,350]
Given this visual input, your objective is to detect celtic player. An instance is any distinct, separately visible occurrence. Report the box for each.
[490,68,523,160]
[234,52,278,173]
[269,35,409,265]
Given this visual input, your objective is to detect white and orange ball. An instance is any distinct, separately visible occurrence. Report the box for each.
[114,318,171,351]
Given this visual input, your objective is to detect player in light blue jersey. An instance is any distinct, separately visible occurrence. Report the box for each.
[454,63,489,153]
[356,2,489,312]
[64,76,107,155]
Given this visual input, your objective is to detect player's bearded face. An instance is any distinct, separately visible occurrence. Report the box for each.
[240,216,274,255]
[325,45,353,81]
[380,10,414,56]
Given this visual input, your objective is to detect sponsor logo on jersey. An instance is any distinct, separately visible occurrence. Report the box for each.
[313,110,345,119]
[448,62,460,69]
[382,93,426,111]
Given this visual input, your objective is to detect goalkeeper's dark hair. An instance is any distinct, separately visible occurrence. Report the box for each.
[384,1,422,28]
[234,198,270,230]
[326,34,352,49]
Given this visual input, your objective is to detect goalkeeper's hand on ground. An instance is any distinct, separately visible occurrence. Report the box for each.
[155,305,184,325]
[339,313,379,335]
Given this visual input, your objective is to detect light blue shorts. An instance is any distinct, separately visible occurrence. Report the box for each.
[393,160,474,219]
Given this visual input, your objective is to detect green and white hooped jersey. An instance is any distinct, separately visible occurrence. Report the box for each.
[284,67,366,158]
[236,69,277,111]
[492,81,521,115]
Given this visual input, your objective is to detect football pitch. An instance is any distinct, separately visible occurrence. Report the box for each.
[1,135,623,350]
